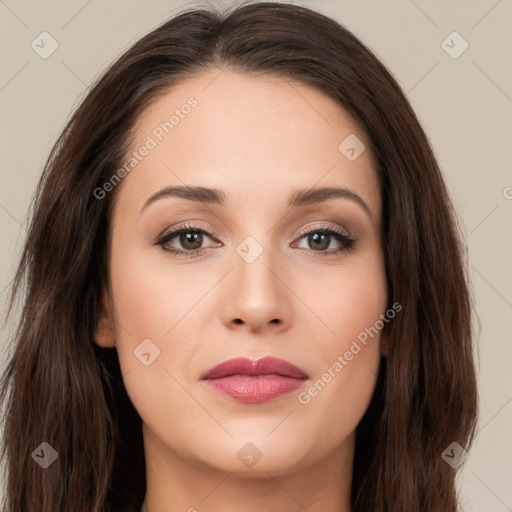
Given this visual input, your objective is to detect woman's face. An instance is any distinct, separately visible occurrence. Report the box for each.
[95,69,388,477]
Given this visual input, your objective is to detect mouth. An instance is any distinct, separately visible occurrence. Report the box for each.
[200,356,308,403]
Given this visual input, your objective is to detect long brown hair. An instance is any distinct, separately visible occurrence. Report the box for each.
[0,2,478,511]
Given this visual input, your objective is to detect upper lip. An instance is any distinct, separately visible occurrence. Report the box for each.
[200,356,308,380]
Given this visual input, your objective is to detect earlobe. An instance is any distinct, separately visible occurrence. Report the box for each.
[93,293,116,348]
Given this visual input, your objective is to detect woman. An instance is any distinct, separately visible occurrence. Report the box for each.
[0,2,478,511]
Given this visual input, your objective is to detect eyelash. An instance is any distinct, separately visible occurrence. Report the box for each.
[156,222,356,259]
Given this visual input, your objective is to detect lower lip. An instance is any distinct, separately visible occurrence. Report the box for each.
[204,375,306,403]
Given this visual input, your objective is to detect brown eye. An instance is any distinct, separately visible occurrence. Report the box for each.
[307,232,331,251]
[176,231,204,251]
[156,223,220,257]
[159,229,211,253]
[294,225,356,257]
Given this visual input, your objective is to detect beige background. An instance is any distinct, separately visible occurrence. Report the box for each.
[1,0,511,509]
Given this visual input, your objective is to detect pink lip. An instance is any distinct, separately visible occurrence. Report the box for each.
[201,356,308,403]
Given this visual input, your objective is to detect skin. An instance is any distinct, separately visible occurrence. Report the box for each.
[94,68,389,512]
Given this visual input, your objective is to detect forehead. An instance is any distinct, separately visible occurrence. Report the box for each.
[115,68,381,220]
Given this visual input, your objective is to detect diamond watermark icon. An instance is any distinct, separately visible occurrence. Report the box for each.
[441,442,468,468]
[31,442,58,469]
[338,134,365,161]
[134,338,161,366]
[31,32,59,59]
[441,31,468,59]
[236,442,263,468]
[236,236,263,264]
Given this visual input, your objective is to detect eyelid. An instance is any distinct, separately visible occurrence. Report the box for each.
[157,221,220,242]
[157,221,346,244]
[296,221,350,238]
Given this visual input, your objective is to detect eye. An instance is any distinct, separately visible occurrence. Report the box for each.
[156,222,220,257]
[156,222,356,259]
[293,225,356,258]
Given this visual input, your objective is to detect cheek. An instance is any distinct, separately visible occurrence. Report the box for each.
[292,251,387,435]
[109,231,208,342]
[108,252,204,442]
[107,234,214,422]
[300,247,388,346]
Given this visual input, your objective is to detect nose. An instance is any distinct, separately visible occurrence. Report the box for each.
[220,244,292,334]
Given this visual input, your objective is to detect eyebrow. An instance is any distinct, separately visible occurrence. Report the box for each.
[141,185,373,219]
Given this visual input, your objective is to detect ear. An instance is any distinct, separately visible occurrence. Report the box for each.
[93,289,116,348]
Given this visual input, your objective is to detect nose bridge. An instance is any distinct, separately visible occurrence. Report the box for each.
[222,231,290,331]
[234,232,280,303]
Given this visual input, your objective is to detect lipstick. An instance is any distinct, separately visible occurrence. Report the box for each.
[200,356,308,403]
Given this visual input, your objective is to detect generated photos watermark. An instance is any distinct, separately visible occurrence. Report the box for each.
[93,96,198,200]
[297,301,402,405]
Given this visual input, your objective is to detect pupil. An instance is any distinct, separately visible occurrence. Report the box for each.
[182,232,201,249]
[311,233,329,250]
